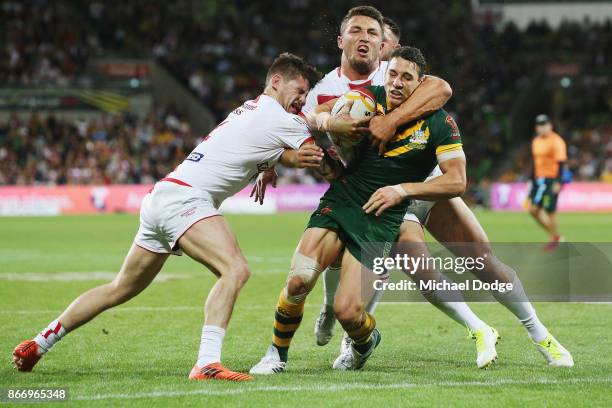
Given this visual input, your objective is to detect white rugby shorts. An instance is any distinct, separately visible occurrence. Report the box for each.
[402,165,443,225]
[134,178,220,255]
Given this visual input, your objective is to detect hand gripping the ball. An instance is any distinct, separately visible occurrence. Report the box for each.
[327,99,372,140]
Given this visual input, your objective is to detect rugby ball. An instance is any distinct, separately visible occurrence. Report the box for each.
[326,89,376,166]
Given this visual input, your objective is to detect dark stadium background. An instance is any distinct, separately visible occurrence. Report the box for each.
[0,0,610,207]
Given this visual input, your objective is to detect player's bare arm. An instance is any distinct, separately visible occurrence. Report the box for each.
[250,141,323,205]
[307,98,371,137]
[363,156,466,216]
[370,75,452,154]
[254,99,372,202]
[279,142,325,168]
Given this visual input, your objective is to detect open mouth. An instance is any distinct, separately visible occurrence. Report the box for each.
[390,90,403,99]
[357,44,369,58]
[290,101,302,113]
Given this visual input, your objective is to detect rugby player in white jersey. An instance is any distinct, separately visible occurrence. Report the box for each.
[259,6,573,369]
[12,53,328,381]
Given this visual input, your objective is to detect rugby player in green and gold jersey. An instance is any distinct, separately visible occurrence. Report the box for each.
[250,46,477,375]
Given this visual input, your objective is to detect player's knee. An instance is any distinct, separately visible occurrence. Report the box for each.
[286,275,310,297]
[107,280,139,306]
[333,296,362,325]
[228,261,251,288]
[285,252,321,301]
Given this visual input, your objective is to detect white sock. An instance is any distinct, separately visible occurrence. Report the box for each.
[34,319,66,354]
[421,275,488,332]
[323,266,341,307]
[491,275,548,342]
[197,325,225,367]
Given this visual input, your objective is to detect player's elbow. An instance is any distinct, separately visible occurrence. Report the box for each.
[453,173,467,197]
[439,79,453,101]
[448,171,466,197]
[428,76,453,101]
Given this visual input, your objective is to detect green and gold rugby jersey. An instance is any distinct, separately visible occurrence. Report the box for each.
[309,85,464,266]
[330,85,463,221]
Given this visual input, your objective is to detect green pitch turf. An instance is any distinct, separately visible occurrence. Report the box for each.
[1,211,611,407]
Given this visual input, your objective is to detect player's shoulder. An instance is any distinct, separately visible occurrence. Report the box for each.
[428,109,460,126]
[424,109,448,125]
[314,67,342,88]
[325,66,342,78]
[426,109,462,140]
[249,95,300,130]
[257,94,291,117]
[287,113,309,128]
[271,111,309,133]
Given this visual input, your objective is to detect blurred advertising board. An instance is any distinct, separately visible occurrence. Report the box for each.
[0,184,328,216]
[491,182,612,212]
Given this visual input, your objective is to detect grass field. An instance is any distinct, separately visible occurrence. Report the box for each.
[1,211,611,407]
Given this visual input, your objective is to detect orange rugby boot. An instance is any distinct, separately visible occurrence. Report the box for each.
[189,362,253,382]
[13,340,42,372]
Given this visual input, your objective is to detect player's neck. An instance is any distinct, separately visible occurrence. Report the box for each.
[340,55,377,81]
[263,87,281,106]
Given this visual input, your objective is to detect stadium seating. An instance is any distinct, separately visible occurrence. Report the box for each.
[1,1,610,189]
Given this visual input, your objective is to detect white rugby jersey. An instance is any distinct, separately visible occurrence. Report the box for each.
[168,94,312,205]
[303,61,388,114]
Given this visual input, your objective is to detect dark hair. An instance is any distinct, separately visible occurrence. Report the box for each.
[265,52,321,88]
[339,6,384,38]
[389,46,427,78]
[383,16,401,41]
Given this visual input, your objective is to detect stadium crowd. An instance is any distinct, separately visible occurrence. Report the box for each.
[0,0,610,187]
[0,1,99,87]
[0,107,196,185]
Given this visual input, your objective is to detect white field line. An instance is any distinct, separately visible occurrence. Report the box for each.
[0,305,316,314]
[0,267,290,282]
[2,301,611,315]
[73,377,612,401]
[0,265,290,281]
[0,272,191,282]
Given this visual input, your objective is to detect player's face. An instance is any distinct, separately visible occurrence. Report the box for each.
[380,26,399,61]
[384,57,423,109]
[338,15,383,75]
[278,75,310,114]
[535,123,552,135]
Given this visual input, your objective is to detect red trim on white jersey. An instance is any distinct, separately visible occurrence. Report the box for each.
[160,177,192,187]
[317,94,338,105]
[301,136,315,145]
[348,80,371,89]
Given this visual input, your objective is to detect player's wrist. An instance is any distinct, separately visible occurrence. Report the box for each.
[391,184,409,199]
[314,112,332,132]
[386,110,403,130]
